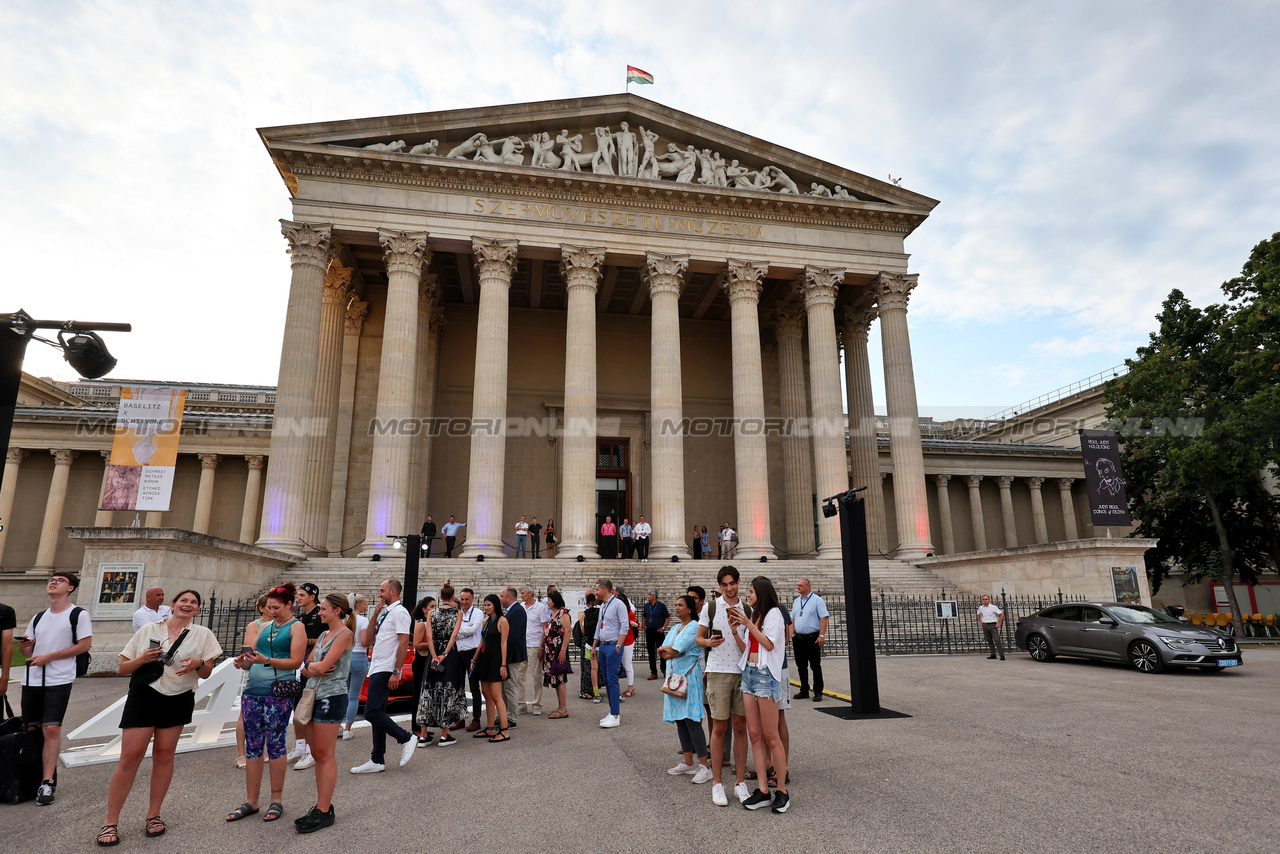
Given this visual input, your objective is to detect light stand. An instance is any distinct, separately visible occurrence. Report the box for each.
[390,534,424,606]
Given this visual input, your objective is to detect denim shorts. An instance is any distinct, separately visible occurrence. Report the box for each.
[740,662,784,703]
[311,694,349,724]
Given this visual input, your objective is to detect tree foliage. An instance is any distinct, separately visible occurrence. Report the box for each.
[1105,232,1280,630]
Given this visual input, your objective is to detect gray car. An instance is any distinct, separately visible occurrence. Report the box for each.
[1014,602,1243,674]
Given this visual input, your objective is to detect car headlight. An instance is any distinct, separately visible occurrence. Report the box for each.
[1157,635,1200,648]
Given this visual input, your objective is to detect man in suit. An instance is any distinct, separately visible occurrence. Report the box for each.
[499,587,528,726]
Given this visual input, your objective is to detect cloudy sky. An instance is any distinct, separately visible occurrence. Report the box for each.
[4,0,1277,418]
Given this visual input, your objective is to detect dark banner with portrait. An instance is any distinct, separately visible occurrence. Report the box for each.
[1079,429,1132,527]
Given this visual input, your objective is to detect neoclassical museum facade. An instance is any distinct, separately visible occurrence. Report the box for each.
[0,95,1158,633]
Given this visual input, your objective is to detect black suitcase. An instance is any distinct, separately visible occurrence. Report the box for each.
[0,696,45,804]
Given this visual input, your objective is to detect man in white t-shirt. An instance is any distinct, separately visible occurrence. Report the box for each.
[351,578,417,774]
[455,588,486,730]
[696,565,751,807]
[18,571,93,805]
[131,587,172,631]
[977,594,1005,660]
[514,516,530,558]
[721,525,737,559]
[633,516,652,562]
[518,585,550,715]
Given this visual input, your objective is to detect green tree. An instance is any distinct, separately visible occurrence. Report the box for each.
[1106,233,1280,633]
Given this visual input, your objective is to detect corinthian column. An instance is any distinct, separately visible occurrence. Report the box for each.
[301,260,352,553]
[965,475,987,551]
[409,286,443,530]
[361,229,430,556]
[34,449,78,571]
[258,220,333,555]
[241,455,265,544]
[934,474,955,554]
[873,272,934,560]
[841,305,888,553]
[997,476,1018,548]
[1058,478,1079,540]
[645,251,691,560]
[556,245,606,560]
[326,300,369,553]
[94,450,114,526]
[0,448,28,566]
[721,259,775,560]
[797,266,846,559]
[773,301,814,556]
[459,238,519,559]
[1028,476,1049,543]
[192,453,219,534]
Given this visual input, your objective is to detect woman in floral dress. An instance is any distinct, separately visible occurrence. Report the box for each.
[417,583,465,745]
[541,590,573,718]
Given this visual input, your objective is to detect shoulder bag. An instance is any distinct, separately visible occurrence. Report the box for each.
[267,619,304,700]
[130,627,189,691]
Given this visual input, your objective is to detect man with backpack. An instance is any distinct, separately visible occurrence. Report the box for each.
[17,571,93,805]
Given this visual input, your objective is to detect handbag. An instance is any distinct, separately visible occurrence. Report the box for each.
[293,688,316,724]
[548,657,572,676]
[130,628,189,691]
[660,659,699,699]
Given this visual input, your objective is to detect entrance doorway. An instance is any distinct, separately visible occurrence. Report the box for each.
[595,439,630,557]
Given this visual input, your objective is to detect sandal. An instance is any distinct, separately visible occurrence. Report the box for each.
[488,728,511,742]
[226,802,259,822]
[145,816,166,838]
[96,825,119,847]
[472,727,496,739]
[547,710,569,719]
[262,802,284,822]
[234,756,247,769]
[622,688,636,698]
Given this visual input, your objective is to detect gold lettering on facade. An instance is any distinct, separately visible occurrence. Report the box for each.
[470,197,764,240]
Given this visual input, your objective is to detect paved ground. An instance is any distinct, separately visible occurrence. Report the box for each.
[4,649,1277,853]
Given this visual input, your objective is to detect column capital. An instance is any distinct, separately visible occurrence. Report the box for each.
[996,475,1015,489]
[795,265,844,309]
[1027,476,1045,489]
[472,237,519,279]
[840,304,878,341]
[1058,477,1075,490]
[721,258,769,303]
[643,251,690,298]
[279,220,334,271]
[345,300,370,335]
[872,271,919,313]
[934,473,952,487]
[378,229,431,278]
[7,447,29,465]
[559,245,607,293]
[880,472,888,483]
[198,453,220,470]
[323,260,354,305]
[51,448,79,465]
[419,272,440,302]
[245,454,266,470]
[771,299,806,339]
[429,302,447,335]
[100,450,111,462]
[965,474,983,488]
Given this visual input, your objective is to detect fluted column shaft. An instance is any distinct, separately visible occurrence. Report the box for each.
[934,474,955,554]
[34,449,78,570]
[774,303,815,556]
[722,259,775,559]
[302,262,352,553]
[842,307,888,554]
[874,273,934,559]
[459,239,519,559]
[0,448,28,566]
[646,251,691,559]
[192,453,219,534]
[997,476,1018,548]
[258,220,333,555]
[1028,476,1048,543]
[361,230,430,556]
[798,266,846,559]
[965,475,987,551]
[1058,478,1079,540]
[409,291,443,530]
[557,245,606,560]
[326,301,368,554]
[145,511,165,527]
[94,450,114,526]
[241,455,265,544]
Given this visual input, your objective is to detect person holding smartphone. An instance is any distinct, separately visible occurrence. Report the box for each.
[696,565,751,807]
[729,576,790,813]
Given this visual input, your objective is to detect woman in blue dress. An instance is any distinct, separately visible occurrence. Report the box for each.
[658,594,711,784]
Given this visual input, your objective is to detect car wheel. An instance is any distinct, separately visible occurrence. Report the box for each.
[1128,639,1164,673]
[1027,633,1054,662]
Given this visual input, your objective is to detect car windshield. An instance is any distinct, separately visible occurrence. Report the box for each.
[1109,605,1181,625]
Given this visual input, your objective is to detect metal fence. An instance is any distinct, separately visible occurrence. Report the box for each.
[202,588,1082,663]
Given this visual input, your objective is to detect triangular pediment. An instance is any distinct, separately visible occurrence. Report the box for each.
[259,94,937,220]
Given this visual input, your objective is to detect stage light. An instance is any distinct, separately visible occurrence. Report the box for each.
[576,555,584,563]
[371,553,381,562]
[57,329,117,379]
[670,554,679,562]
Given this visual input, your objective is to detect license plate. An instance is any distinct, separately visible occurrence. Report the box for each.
[1217,659,1239,667]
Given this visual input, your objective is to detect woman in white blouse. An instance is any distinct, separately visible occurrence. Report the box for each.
[728,576,790,813]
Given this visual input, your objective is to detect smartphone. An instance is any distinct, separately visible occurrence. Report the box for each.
[710,629,723,640]
[149,639,163,649]
[241,645,254,658]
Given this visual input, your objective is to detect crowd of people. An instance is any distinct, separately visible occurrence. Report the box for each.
[0,564,838,843]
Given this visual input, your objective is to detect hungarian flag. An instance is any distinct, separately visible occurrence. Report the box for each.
[627,66,654,85]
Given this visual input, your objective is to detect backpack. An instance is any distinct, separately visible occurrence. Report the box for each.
[32,606,92,678]
[705,596,752,634]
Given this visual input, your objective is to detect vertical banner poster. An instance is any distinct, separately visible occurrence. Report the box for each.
[1079,429,1132,527]
[100,387,187,511]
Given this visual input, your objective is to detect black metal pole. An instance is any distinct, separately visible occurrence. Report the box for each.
[403,534,421,606]
[838,494,880,714]
[0,325,34,496]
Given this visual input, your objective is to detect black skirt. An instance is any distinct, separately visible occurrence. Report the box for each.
[119,683,196,730]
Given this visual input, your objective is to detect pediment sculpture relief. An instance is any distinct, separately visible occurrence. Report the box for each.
[343,123,861,201]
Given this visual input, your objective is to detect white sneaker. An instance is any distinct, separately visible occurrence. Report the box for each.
[667,762,697,776]
[286,745,306,762]
[532,707,541,716]
[340,730,354,741]
[293,753,316,770]
[692,765,714,784]
[399,737,418,767]
[735,782,751,803]
[712,783,728,806]
[350,760,385,774]
[598,714,620,728]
